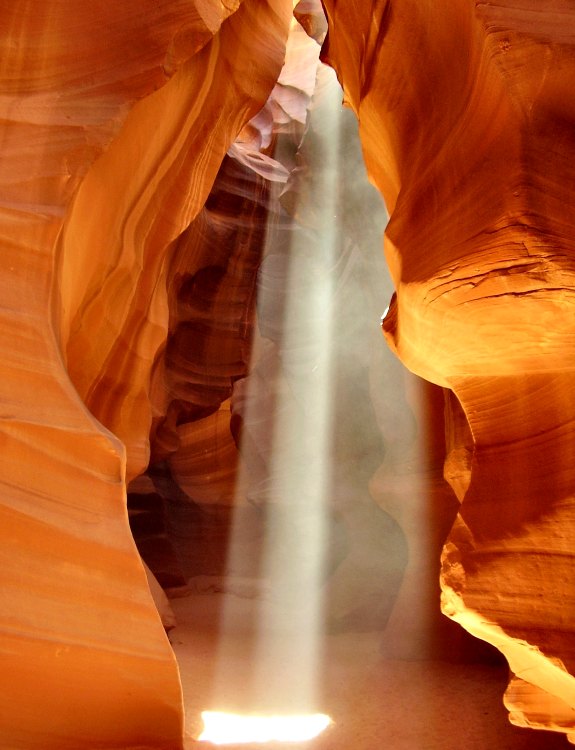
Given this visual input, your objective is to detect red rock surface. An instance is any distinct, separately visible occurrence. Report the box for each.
[3,0,575,746]
[322,0,575,741]
[0,2,292,747]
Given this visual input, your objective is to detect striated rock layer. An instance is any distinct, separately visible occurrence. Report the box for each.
[322,0,575,741]
[0,1,293,748]
[4,0,575,746]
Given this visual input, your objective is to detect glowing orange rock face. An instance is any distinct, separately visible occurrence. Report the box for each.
[322,0,575,739]
[0,1,292,747]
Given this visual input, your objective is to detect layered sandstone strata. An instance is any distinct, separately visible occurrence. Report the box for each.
[4,0,574,746]
[322,0,575,740]
[0,2,293,747]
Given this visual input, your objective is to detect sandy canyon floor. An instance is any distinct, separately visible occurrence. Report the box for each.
[168,590,567,750]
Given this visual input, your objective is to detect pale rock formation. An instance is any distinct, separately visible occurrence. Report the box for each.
[143,559,177,631]
[323,0,575,740]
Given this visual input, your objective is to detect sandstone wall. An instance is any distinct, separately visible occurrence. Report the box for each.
[4,0,575,745]
[322,0,575,740]
[0,2,292,747]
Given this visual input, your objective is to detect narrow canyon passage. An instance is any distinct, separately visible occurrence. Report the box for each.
[128,40,566,749]
[3,1,575,748]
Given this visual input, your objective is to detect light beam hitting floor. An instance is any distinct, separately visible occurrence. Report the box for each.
[197,64,343,743]
[199,712,332,744]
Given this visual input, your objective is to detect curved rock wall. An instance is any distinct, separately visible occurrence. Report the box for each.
[322,0,575,740]
[4,0,575,745]
[0,2,292,747]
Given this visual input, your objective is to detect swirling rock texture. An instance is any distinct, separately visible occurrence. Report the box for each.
[139,14,413,638]
[1,0,462,744]
[136,19,325,583]
[0,1,293,748]
[5,0,575,747]
[322,0,575,742]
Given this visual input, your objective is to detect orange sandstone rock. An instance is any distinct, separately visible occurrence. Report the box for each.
[0,1,292,747]
[146,18,321,521]
[322,0,575,739]
[58,1,293,483]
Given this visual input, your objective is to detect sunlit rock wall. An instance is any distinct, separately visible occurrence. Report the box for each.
[322,0,575,741]
[5,0,573,746]
[0,1,293,747]
[140,16,414,641]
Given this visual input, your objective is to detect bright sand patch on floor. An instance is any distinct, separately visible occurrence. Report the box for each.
[169,590,568,750]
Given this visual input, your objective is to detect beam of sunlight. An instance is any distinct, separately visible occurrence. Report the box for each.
[199,711,332,744]
[199,60,344,739]
[249,62,342,715]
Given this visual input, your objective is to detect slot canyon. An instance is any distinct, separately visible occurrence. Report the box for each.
[1,1,575,748]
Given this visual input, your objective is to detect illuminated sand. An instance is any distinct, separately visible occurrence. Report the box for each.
[171,593,566,750]
[199,712,331,744]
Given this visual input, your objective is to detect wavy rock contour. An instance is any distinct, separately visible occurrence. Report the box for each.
[322,0,575,740]
[0,1,292,747]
